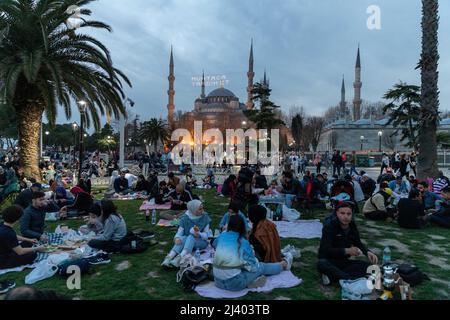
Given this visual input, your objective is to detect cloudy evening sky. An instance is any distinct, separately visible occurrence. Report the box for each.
[57,0,450,126]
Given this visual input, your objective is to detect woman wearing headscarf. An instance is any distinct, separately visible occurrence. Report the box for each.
[161,200,211,268]
[60,186,93,217]
[248,205,282,263]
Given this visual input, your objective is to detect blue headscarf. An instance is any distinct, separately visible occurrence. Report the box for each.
[55,186,67,199]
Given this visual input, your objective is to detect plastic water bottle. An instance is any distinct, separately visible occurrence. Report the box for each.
[382,246,391,265]
[151,209,157,225]
[195,248,201,262]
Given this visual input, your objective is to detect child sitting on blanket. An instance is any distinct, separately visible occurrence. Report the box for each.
[0,206,46,270]
[213,214,293,292]
[248,205,282,263]
[79,205,104,235]
[219,201,250,233]
[161,200,211,268]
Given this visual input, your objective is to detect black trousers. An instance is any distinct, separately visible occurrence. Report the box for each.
[0,252,37,269]
[364,210,394,221]
[430,212,450,228]
[88,239,123,253]
[317,258,370,282]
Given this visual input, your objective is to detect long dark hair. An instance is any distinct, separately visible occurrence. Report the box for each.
[248,205,267,234]
[227,214,247,254]
[99,200,120,222]
[227,214,246,238]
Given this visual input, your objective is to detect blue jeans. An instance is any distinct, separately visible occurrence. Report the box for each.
[284,194,296,208]
[172,235,209,254]
[215,262,283,291]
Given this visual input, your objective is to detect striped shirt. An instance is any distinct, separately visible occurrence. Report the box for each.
[433,178,449,195]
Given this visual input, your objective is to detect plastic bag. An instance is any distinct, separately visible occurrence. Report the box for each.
[25,260,59,284]
[282,205,300,221]
[339,277,373,300]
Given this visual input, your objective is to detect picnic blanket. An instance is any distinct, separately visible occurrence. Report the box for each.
[140,201,172,211]
[273,220,323,239]
[156,219,179,227]
[195,271,302,299]
[0,263,37,276]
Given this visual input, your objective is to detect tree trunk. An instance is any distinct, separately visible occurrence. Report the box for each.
[418,0,440,180]
[16,104,44,181]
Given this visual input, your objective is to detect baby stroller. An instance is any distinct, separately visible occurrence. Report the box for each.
[329,180,359,213]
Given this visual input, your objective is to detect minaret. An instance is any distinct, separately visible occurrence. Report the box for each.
[340,75,346,119]
[246,39,255,110]
[353,44,362,121]
[200,70,206,99]
[167,46,175,127]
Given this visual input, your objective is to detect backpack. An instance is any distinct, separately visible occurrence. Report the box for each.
[119,232,149,254]
[396,263,429,286]
[57,259,90,278]
[342,154,347,162]
[179,265,213,292]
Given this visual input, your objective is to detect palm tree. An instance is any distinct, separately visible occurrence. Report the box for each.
[139,118,169,153]
[416,0,440,179]
[0,0,131,180]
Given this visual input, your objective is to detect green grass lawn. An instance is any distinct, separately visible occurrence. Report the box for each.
[1,189,449,300]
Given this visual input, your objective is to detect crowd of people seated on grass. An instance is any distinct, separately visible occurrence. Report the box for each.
[3,150,450,297]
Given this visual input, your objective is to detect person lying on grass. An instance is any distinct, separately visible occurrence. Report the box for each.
[161,200,211,268]
[87,200,127,253]
[318,202,378,285]
[0,205,46,270]
[213,214,293,292]
[20,192,66,241]
[59,186,93,217]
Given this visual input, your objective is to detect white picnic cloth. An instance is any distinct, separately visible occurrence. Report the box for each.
[273,219,323,239]
[0,263,37,276]
[195,271,302,298]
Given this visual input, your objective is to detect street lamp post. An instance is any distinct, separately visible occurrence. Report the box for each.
[360,136,365,151]
[72,122,78,167]
[78,100,87,180]
[378,131,383,152]
[45,131,50,151]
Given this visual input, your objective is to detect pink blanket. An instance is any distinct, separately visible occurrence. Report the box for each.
[195,271,302,298]
[139,201,172,211]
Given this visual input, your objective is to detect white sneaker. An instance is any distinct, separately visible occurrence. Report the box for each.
[170,255,182,268]
[281,245,293,255]
[161,255,173,268]
[283,252,293,270]
[321,274,331,286]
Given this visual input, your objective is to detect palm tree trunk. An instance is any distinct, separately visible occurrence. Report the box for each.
[417,0,440,180]
[16,104,44,181]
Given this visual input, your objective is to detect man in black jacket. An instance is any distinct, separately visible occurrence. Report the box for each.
[20,192,65,241]
[318,202,378,285]
[332,150,343,177]
[167,184,193,210]
[14,183,43,209]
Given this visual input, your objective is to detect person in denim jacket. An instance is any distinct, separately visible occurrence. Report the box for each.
[161,200,211,268]
[213,214,293,292]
